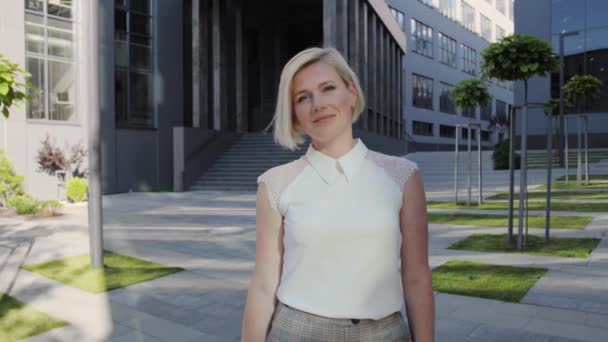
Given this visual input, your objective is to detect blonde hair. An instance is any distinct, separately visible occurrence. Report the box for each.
[265,47,366,151]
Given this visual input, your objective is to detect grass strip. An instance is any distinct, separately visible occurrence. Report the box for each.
[22,250,183,294]
[488,191,608,200]
[0,292,68,342]
[432,260,547,302]
[557,174,608,182]
[427,212,591,230]
[427,200,608,213]
[536,182,608,190]
[448,233,601,258]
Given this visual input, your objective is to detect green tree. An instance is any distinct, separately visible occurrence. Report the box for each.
[452,78,492,115]
[481,34,558,106]
[0,54,35,119]
[0,149,25,207]
[481,34,559,249]
[563,74,603,113]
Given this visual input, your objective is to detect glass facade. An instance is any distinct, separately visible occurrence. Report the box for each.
[439,82,457,114]
[551,0,608,113]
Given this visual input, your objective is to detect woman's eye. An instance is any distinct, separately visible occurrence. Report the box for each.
[323,85,336,92]
[296,95,309,103]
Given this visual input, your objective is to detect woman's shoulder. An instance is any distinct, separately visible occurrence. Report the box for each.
[365,150,418,187]
[257,156,308,187]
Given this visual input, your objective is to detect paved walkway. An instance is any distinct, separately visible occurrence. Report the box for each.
[1,152,607,341]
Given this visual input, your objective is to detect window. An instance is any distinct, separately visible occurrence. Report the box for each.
[496,25,505,41]
[480,14,492,41]
[439,33,457,67]
[25,0,75,121]
[496,0,506,15]
[461,1,476,32]
[481,130,491,141]
[413,121,433,136]
[439,82,456,114]
[496,99,507,119]
[440,125,456,138]
[389,7,406,32]
[462,106,476,118]
[439,0,456,20]
[462,44,477,75]
[115,0,154,128]
[411,19,433,58]
[412,74,433,110]
[480,99,492,120]
[461,127,477,139]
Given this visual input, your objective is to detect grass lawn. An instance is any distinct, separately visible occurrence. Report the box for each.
[431,260,547,302]
[427,213,592,230]
[0,292,68,342]
[22,250,184,294]
[448,233,601,258]
[427,200,608,213]
[536,182,608,190]
[557,174,608,182]
[488,191,608,200]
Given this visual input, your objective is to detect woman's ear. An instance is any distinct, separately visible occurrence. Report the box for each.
[348,81,358,107]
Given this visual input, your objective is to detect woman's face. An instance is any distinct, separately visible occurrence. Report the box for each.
[291,61,357,144]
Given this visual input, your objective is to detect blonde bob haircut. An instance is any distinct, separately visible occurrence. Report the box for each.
[266,47,366,151]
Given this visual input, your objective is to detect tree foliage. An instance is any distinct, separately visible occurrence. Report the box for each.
[481,34,559,82]
[0,54,35,119]
[563,74,603,112]
[452,78,491,112]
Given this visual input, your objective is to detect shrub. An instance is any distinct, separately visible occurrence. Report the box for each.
[493,139,520,170]
[66,177,88,203]
[36,134,88,178]
[41,199,64,216]
[0,149,24,207]
[7,195,41,215]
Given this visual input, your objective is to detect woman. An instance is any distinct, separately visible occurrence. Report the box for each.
[241,47,434,342]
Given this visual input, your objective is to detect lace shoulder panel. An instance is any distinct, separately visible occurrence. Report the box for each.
[257,156,307,212]
[365,150,419,190]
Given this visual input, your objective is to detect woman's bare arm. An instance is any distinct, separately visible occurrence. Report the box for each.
[241,183,284,342]
[400,171,435,342]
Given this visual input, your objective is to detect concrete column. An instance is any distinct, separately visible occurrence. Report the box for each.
[235,0,245,133]
[369,14,377,133]
[336,0,348,56]
[192,0,201,127]
[212,0,221,130]
[348,0,359,80]
[360,1,368,130]
[378,28,384,135]
[323,0,337,48]
[200,0,210,129]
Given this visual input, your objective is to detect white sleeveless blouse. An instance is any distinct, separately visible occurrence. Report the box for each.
[257,138,418,320]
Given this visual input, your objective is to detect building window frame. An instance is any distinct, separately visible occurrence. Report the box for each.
[25,0,77,123]
[389,6,406,32]
[411,19,434,59]
[440,124,456,138]
[439,82,457,114]
[114,0,155,129]
[438,32,457,68]
[480,14,492,41]
[413,120,434,136]
[412,73,434,110]
[462,43,477,75]
[461,1,476,32]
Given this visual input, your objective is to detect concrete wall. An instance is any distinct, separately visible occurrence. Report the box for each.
[0,0,88,201]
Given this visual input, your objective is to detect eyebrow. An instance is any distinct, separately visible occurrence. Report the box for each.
[293,81,335,97]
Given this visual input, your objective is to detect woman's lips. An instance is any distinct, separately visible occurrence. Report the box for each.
[314,115,335,123]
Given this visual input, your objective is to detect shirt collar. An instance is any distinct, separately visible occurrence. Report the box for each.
[305,138,368,185]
